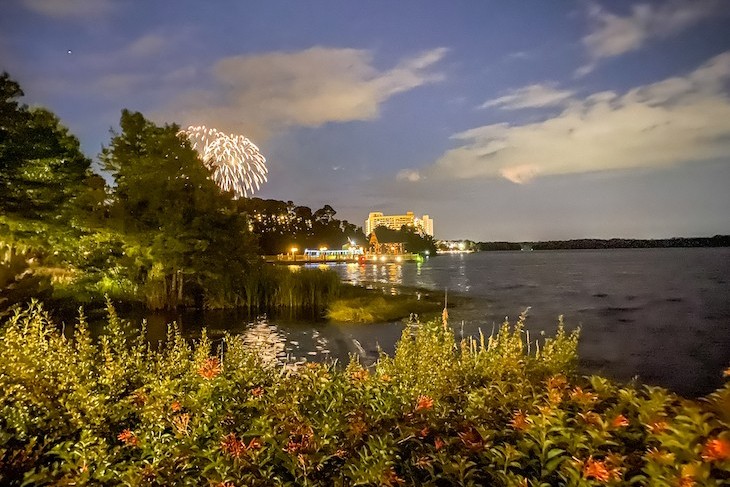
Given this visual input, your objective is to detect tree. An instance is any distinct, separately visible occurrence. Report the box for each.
[101,110,258,308]
[0,73,109,311]
[0,72,104,256]
[1,73,99,218]
[313,204,336,225]
[370,225,436,255]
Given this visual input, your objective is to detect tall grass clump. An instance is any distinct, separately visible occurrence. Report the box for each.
[1,301,728,485]
[240,265,341,314]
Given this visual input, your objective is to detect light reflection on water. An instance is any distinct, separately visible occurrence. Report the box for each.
[141,310,352,367]
[134,248,730,397]
[138,304,406,371]
[325,249,730,397]
[341,262,404,295]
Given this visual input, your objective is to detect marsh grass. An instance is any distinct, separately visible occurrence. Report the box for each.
[326,295,442,323]
[240,265,341,313]
[35,265,343,315]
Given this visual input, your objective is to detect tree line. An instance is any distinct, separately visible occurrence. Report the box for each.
[236,199,365,255]
[529,236,730,250]
[473,236,730,251]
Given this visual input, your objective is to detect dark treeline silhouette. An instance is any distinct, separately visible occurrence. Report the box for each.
[474,235,730,251]
[476,241,522,251]
[370,225,437,255]
[530,235,730,250]
[235,198,366,255]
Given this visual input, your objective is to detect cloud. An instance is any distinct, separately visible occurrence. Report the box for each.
[164,46,447,138]
[578,0,724,75]
[505,51,531,61]
[480,84,574,110]
[396,169,422,182]
[405,52,730,184]
[21,0,115,19]
[90,73,149,94]
[121,34,169,59]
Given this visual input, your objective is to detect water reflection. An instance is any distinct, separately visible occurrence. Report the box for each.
[455,254,471,292]
[342,262,404,290]
[240,320,287,365]
[235,321,341,367]
[332,259,441,293]
[137,310,338,368]
[130,249,730,397]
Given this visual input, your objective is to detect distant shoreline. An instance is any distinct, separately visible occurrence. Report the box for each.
[476,235,730,251]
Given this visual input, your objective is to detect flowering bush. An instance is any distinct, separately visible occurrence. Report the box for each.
[0,301,728,485]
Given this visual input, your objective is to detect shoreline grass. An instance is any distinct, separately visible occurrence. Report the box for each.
[327,295,442,323]
[326,283,468,324]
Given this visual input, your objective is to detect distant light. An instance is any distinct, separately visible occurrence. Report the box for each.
[425,251,430,256]
[396,256,402,262]
[380,256,387,262]
[291,247,298,253]
[319,246,328,251]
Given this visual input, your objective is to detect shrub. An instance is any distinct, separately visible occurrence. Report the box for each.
[0,301,728,485]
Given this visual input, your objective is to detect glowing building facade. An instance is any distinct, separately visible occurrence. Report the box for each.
[365,211,434,237]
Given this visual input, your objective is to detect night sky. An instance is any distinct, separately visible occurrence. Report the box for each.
[2,0,730,240]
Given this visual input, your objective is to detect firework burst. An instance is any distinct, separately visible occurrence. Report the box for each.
[179,125,268,198]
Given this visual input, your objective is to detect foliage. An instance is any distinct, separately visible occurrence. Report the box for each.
[0,74,358,313]
[1,302,728,486]
[472,237,730,252]
[100,109,261,309]
[0,73,104,224]
[236,198,366,255]
[0,73,107,311]
[0,243,53,311]
[371,225,437,255]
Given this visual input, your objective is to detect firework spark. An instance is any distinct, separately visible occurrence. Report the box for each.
[179,125,268,198]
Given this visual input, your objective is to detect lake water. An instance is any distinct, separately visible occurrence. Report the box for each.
[141,248,730,397]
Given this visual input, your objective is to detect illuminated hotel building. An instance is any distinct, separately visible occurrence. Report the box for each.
[365,211,434,237]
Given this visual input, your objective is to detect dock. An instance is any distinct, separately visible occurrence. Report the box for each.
[264,253,421,265]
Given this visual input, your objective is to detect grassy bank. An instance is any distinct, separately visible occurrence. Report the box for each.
[326,284,467,324]
[1,302,728,485]
[326,287,443,323]
[327,295,441,322]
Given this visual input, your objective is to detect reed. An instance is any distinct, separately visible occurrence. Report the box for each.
[240,265,341,313]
